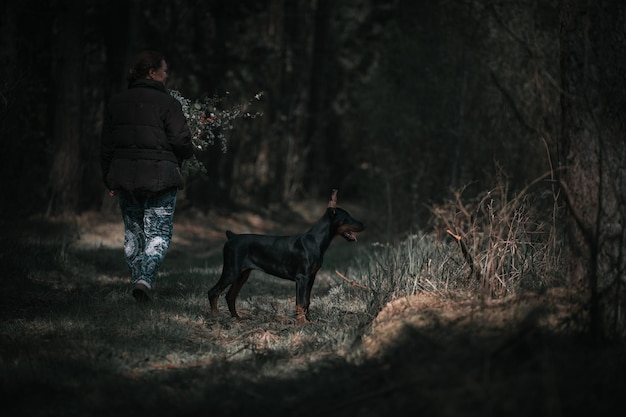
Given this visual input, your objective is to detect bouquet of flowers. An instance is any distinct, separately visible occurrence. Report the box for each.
[170,90,263,173]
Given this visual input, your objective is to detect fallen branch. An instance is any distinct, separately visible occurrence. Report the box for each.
[446,229,480,281]
[335,270,369,290]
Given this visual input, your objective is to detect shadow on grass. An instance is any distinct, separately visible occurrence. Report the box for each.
[4,319,624,417]
[1,215,624,417]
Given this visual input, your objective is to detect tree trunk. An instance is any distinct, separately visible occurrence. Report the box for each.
[46,2,84,216]
[559,0,626,340]
[277,0,316,201]
[226,0,317,205]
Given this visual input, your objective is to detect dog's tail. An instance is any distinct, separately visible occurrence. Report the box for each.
[225,230,236,240]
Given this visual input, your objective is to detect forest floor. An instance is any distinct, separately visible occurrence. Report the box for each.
[2,202,625,416]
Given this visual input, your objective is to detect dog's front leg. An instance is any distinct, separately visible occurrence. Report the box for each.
[304,275,316,317]
[294,276,310,323]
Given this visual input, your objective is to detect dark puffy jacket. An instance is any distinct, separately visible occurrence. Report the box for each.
[100,79,194,194]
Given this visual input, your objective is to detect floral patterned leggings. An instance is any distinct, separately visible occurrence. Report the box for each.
[118,189,177,287]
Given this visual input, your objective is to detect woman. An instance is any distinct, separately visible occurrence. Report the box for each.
[100,50,194,301]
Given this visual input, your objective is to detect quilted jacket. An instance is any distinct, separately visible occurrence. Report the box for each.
[100,79,194,195]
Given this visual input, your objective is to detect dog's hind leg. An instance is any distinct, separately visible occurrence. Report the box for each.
[225,269,251,319]
[208,268,237,314]
[207,281,224,314]
[208,241,239,314]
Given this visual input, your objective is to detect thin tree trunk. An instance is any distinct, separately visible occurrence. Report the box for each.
[559,0,626,340]
[279,0,316,201]
[47,3,84,216]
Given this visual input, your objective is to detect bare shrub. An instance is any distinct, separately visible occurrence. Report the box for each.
[430,176,564,297]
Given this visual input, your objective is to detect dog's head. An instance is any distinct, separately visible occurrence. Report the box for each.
[326,189,365,241]
[326,206,365,242]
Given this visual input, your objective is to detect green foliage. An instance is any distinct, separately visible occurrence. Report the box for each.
[170,90,264,173]
[352,235,465,317]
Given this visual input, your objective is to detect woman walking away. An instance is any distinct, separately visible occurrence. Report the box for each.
[100,50,194,301]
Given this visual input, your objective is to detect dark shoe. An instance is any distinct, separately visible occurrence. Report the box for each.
[132,281,152,302]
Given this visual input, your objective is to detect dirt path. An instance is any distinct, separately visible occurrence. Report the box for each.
[5,207,624,416]
[74,200,369,275]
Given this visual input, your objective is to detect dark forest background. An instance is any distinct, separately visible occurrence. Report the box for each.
[2,0,559,223]
[1,0,625,337]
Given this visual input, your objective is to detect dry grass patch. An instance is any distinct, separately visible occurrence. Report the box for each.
[1,203,623,417]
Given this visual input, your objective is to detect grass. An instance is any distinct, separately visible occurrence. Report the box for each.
[1,197,624,417]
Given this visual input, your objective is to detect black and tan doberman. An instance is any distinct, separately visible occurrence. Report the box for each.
[208,189,365,323]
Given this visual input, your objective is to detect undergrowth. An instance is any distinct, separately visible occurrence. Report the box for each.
[0,183,593,417]
[346,178,565,320]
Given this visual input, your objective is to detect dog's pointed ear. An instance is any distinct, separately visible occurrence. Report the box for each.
[328,189,338,208]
